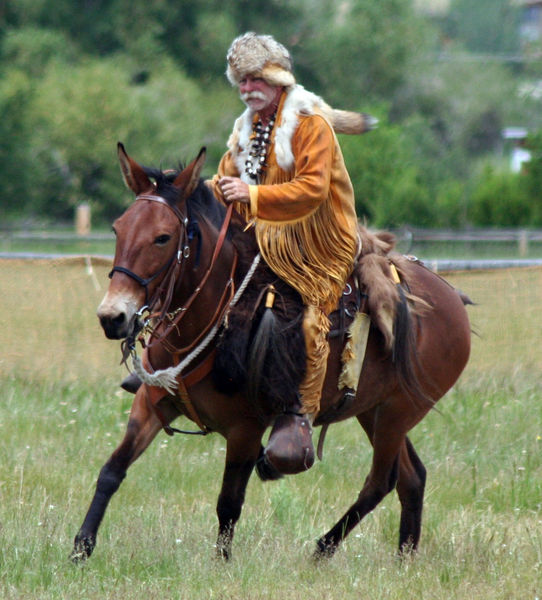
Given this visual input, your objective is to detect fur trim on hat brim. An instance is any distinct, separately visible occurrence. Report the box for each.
[260,64,296,88]
[227,62,296,88]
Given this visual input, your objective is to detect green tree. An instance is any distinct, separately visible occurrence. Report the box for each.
[296,0,428,106]
[341,111,438,228]
[0,70,34,222]
[446,0,520,55]
[24,54,239,223]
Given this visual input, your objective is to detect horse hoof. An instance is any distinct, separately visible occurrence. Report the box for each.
[313,538,337,562]
[70,535,95,563]
[264,414,315,475]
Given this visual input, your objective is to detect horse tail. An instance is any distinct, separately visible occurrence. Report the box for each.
[392,283,436,409]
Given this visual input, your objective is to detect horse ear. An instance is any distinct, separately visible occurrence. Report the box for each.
[173,147,206,200]
[117,142,153,195]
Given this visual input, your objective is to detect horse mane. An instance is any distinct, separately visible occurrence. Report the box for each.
[143,166,227,230]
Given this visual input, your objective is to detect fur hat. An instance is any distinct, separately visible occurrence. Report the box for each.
[226,32,379,136]
[226,32,296,88]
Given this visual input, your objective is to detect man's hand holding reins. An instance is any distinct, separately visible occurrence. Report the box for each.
[219,176,250,204]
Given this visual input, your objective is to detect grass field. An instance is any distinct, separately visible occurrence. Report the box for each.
[0,259,541,599]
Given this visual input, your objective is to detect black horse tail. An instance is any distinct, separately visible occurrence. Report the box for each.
[392,284,436,409]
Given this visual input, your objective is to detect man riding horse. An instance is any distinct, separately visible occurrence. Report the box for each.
[207,32,376,474]
[121,32,376,474]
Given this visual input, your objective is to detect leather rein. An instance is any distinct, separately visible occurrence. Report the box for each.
[111,193,237,435]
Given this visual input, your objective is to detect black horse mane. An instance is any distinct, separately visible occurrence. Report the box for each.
[143,166,227,230]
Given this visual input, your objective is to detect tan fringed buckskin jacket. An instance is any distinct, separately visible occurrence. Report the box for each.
[209,85,358,313]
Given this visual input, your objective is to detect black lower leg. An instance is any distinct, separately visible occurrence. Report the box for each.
[71,461,126,561]
[316,456,399,558]
[216,460,255,560]
[398,439,426,552]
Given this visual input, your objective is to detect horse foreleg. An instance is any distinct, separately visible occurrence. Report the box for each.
[314,411,405,559]
[215,427,263,560]
[71,388,163,562]
[396,436,427,554]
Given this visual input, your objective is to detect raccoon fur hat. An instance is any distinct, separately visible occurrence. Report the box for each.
[226,32,296,88]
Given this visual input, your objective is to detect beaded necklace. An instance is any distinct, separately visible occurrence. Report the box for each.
[244,112,276,182]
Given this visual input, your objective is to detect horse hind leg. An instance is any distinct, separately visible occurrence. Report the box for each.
[70,389,163,562]
[314,411,403,559]
[396,436,427,554]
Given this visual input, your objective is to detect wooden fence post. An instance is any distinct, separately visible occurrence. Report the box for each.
[75,203,91,236]
[518,230,528,257]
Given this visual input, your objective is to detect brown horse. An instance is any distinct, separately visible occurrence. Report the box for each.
[71,144,471,562]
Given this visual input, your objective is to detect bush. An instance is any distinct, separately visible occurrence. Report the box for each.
[22,54,240,224]
[523,131,542,225]
[341,112,438,228]
[467,166,531,227]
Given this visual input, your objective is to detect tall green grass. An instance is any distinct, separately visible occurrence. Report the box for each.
[0,260,541,599]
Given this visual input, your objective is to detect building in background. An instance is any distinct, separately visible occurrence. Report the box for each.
[519,0,542,45]
[502,127,532,172]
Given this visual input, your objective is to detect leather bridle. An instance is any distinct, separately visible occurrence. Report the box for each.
[108,194,190,309]
[110,192,238,435]
[110,192,237,353]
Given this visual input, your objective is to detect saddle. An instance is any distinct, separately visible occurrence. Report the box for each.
[121,227,414,444]
[318,232,405,425]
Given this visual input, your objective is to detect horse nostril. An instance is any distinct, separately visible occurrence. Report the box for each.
[112,313,127,327]
[99,312,127,339]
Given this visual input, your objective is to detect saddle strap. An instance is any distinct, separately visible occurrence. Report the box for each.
[143,351,215,436]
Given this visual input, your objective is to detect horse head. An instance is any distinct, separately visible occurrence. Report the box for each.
[97,143,206,339]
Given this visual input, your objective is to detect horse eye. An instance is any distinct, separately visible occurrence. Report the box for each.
[154,234,171,246]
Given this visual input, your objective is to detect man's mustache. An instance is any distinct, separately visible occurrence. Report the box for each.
[241,91,267,103]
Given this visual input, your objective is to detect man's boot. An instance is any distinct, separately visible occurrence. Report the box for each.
[264,413,315,475]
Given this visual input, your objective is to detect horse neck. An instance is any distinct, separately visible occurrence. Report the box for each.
[153,214,237,362]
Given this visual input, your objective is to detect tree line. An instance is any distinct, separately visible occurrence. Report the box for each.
[1,0,542,228]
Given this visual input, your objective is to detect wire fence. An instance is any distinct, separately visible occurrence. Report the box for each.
[5,227,542,268]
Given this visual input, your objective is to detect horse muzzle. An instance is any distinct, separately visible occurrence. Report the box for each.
[98,312,130,339]
[97,293,140,340]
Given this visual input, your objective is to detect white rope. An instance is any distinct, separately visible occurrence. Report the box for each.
[132,253,262,393]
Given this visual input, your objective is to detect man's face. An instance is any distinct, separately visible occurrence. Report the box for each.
[239,75,280,112]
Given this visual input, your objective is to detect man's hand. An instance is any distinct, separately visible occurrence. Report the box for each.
[219,176,250,204]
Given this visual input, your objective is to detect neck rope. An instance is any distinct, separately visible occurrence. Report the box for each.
[244,111,276,182]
